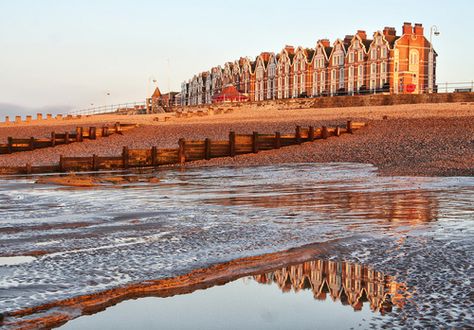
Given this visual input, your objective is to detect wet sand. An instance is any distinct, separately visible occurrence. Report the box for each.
[0,243,401,329]
[0,102,473,176]
[1,164,473,329]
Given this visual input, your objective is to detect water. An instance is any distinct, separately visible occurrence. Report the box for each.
[0,163,473,328]
[61,259,403,330]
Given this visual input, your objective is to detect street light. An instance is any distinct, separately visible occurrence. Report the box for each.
[104,92,111,112]
[147,76,158,113]
[429,25,440,93]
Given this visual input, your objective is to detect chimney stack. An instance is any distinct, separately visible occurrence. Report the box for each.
[356,30,367,40]
[383,27,397,43]
[403,22,413,35]
[414,23,424,36]
[260,52,271,62]
[344,35,354,44]
[284,45,295,54]
[319,39,330,48]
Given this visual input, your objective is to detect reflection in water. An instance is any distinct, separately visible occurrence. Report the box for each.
[208,188,439,224]
[252,259,405,314]
[56,257,405,330]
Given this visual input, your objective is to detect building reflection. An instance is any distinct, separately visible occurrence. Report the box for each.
[251,259,406,314]
[211,186,439,224]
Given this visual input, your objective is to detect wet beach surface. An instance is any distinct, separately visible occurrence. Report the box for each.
[0,163,473,328]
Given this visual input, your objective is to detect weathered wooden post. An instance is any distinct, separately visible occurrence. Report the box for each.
[178,138,186,164]
[59,155,64,172]
[347,120,353,134]
[29,137,35,150]
[25,163,32,175]
[295,126,301,144]
[64,132,70,144]
[205,138,211,160]
[122,147,129,169]
[151,146,158,166]
[275,132,281,149]
[51,132,56,147]
[7,137,13,153]
[89,127,96,140]
[322,126,329,139]
[252,131,259,153]
[335,126,341,137]
[92,154,99,171]
[308,126,315,141]
[75,127,82,142]
[229,131,236,157]
[115,122,121,134]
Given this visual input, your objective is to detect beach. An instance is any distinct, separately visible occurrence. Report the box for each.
[0,102,473,176]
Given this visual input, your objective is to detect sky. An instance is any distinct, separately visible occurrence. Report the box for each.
[0,0,473,116]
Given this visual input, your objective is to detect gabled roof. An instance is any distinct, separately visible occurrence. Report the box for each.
[151,87,162,98]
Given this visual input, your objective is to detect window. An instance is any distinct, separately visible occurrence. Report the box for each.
[371,48,377,60]
[358,65,363,76]
[349,66,354,78]
[381,62,387,74]
[339,68,344,88]
[358,51,364,62]
[410,50,419,65]
[332,69,336,80]
[381,47,387,58]
[349,52,354,63]
[371,63,377,74]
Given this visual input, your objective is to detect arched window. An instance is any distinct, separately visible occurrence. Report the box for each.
[410,49,419,65]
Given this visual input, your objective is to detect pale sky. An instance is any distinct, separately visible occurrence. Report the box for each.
[0,0,473,116]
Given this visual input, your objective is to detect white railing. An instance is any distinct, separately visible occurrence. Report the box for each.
[68,101,147,116]
[435,81,474,93]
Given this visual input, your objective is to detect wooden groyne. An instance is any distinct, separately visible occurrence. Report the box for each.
[0,121,366,175]
[0,123,137,155]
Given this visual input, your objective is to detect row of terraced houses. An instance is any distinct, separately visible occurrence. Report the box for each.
[180,22,437,106]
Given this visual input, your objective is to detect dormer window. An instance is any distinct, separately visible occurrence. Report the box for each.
[358,51,364,62]
[349,52,354,63]
[381,47,387,58]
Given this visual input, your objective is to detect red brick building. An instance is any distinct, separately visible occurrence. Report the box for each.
[181,22,437,105]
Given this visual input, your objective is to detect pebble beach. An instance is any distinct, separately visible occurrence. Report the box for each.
[0,101,473,176]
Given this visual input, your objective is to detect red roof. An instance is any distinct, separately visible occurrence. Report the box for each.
[212,85,248,103]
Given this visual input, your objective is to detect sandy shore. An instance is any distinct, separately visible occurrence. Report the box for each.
[0,102,473,176]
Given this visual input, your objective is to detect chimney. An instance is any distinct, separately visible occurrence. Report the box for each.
[344,35,354,44]
[284,45,295,54]
[414,23,424,36]
[383,27,397,43]
[403,22,413,35]
[356,30,367,40]
[260,52,271,62]
[319,39,330,48]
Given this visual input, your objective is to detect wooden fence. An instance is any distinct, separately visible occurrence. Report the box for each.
[0,121,366,175]
[0,123,137,155]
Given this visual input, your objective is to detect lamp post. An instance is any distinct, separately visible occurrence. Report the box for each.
[429,25,440,93]
[103,92,110,114]
[147,76,157,113]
